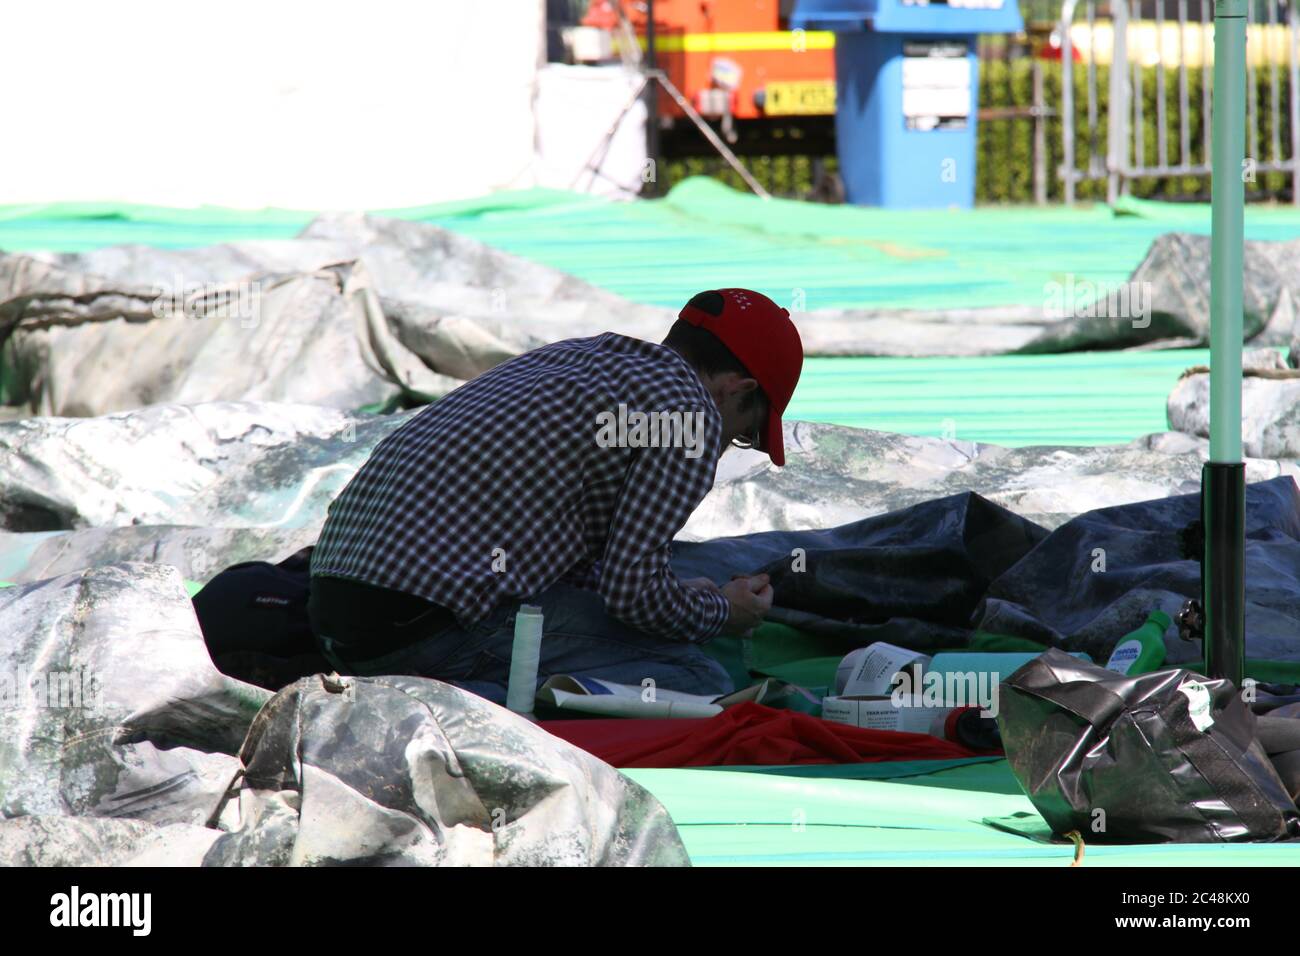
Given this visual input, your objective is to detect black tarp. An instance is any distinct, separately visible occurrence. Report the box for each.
[671,476,1300,664]
[976,475,1300,664]
[671,491,1048,655]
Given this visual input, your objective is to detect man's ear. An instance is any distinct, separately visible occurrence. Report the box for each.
[732,376,759,401]
[704,372,756,408]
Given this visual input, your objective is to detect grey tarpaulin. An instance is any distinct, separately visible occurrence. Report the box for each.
[0,400,413,588]
[0,256,458,417]
[7,224,1300,422]
[0,217,664,418]
[202,674,689,866]
[0,401,400,533]
[0,563,689,866]
[1169,363,1300,459]
[0,563,267,827]
[1013,232,1300,354]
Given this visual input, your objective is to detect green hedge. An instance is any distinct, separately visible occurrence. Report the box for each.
[662,154,835,199]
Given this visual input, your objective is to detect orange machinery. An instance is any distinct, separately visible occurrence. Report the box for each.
[612,0,840,156]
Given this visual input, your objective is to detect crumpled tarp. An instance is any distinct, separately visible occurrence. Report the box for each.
[0,563,689,866]
[6,218,1300,421]
[0,254,460,417]
[1014,232,1300,354]
[1169,363,1300,459]
[670,476,1300,665]
[200,673,689,866]
[0,401,391,532]
[0,216,659,419]
[673,491,1048,654]
[0,563,266,827]
[974,475,1300,665]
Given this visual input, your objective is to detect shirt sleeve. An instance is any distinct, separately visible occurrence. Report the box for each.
[595,403,729,642]
[559,559,601,591]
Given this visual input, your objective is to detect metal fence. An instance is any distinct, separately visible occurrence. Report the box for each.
[975,31,1056,204]
[1060,0,1300,204]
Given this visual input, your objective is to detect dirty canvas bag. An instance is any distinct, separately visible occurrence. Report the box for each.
[998,647,1300,843]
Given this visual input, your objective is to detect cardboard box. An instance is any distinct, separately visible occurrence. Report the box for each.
[821,694,954,734]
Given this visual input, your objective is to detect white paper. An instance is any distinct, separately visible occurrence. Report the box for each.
[536,675,787,719]
[835,643,932,697]
[543,688,723,719]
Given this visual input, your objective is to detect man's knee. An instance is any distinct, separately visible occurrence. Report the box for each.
[690,653,736,697]
[637,651,734,698]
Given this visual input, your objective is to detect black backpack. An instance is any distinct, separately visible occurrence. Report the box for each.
[191,547,330,690]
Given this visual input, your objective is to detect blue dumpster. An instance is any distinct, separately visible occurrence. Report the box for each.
[792,0,1023,208]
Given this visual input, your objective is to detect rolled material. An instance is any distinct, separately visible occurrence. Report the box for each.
[506,604,544,716]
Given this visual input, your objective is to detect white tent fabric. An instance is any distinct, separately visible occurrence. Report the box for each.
[0,0,546,208]
[535,64,649,198]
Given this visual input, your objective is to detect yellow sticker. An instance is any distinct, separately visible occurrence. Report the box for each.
[763,81,837,116]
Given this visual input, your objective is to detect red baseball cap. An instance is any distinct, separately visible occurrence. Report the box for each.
[678,288,804,466]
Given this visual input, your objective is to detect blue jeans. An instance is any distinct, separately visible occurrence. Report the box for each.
[315,582,734,707]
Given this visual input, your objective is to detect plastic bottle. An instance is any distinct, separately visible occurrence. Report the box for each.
[506,605,544,718]
[1104,610,1171,676]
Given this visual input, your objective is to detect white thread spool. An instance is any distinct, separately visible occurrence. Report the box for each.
[506,604,543,716]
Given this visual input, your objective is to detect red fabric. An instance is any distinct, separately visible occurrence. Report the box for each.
[540,702,988,768]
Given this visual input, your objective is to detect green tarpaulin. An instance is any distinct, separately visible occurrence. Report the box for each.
[624,761,1300,866]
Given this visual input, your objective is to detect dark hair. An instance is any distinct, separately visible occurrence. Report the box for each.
[663,293,767,413]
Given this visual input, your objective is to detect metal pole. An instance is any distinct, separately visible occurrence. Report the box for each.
[1290,2,1300,206]
[651,70,771,198]
[1061,0,1077,204]
[644,0,660,197]
[1108,0,1129,204]
[1034,57,1047,204]
[1203,0,1247,686]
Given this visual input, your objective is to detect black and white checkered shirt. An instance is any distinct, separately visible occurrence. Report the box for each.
[311,332,730,642]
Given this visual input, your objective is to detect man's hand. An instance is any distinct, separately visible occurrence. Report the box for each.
[719,573,773,637]
[680,576,720,592]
